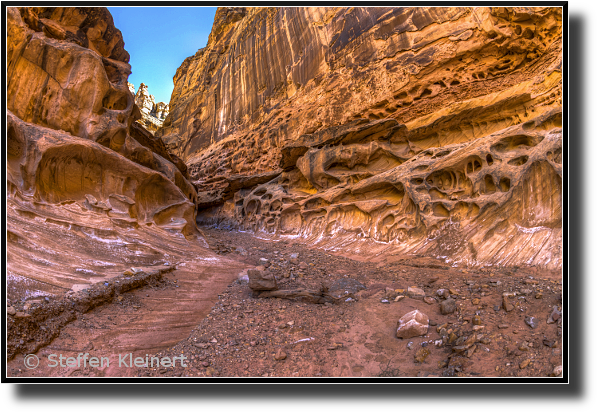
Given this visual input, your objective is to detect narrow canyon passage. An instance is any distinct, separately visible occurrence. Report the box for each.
[6,6,563,379]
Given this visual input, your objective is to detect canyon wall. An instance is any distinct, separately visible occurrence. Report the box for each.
[6,7,205,300]
[158,6,563,269]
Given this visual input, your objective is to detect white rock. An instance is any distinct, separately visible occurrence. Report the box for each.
[396,309,429,339]
[436,288,449,297]
[134,83,155,115]
[552,365,562,377]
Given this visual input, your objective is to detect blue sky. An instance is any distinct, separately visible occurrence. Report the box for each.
[108,7,217,104]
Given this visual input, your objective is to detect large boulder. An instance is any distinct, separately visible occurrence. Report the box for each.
[248,269,278,291]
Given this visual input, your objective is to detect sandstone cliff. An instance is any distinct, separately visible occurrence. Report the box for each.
[6,7,204,300]
[158,6,563,269]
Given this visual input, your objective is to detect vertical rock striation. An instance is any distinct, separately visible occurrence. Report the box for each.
[159,6,563,269]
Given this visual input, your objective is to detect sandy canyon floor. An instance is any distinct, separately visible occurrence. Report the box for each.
[7,226,562,378]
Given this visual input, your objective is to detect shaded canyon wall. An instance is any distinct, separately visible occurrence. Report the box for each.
[6,7,207,301]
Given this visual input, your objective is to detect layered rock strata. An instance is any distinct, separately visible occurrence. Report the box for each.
[159,6,563,269]
[6,7,204,300]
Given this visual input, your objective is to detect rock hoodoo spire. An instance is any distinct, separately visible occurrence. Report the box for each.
[131,82,170,132]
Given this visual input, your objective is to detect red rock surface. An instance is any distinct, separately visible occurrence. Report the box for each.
[6,7,241,339]
[6,6,563,379]
[158,6,562,269]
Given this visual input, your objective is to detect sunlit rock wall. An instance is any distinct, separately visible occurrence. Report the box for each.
[161,6,562,269]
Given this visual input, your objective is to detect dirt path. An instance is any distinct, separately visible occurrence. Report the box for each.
[8,227,563,378]
[8,255,250,377]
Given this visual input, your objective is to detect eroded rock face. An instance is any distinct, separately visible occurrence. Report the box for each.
[8,111,197,227]
[6,7,204,300]
[199,110,562,268]
[164,6,562,269]
[8,7,133,144]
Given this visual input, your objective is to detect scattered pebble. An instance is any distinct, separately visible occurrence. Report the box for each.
[440,298,456,315]
[89,227,562,379]
[524,316,538,329]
